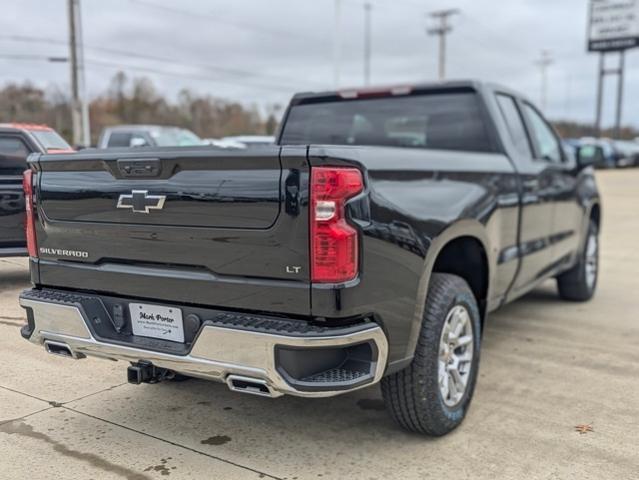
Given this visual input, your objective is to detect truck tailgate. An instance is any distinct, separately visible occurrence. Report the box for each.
[31,146,311,316]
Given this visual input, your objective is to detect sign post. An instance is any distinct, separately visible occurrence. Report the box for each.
[588,0,639,137]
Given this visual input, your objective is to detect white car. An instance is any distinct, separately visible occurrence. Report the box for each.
[98,125,206,148]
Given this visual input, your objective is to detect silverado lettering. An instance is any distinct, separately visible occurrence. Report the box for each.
[39,247,89,258]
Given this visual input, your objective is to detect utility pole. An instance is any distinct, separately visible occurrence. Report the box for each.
[75,0,90,147]
[364,2,372,85]
[614,50,625,139]
[535,50,553,112]
[67,0,90,147]
[427,8,459,81]
[333,0,342,88]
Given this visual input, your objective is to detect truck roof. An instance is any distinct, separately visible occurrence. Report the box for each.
[0,123,55,133]
[102,124,187,132]
[289,79,526,105]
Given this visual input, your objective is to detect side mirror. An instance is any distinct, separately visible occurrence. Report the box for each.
[129,137,148,148]
[576,145,603,169]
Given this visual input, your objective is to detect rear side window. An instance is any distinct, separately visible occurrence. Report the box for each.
[0,136,31,175]
[495,94,532,158]
[107,132,133,147]
[280,92,495,153]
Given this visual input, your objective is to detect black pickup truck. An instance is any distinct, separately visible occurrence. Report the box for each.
[0,123,73,256]
[19,81,600,436]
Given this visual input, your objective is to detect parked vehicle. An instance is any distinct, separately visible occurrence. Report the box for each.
[97,125,206,148]
[205,135,275,150]
[611,140,639,167]
[0,123,72,256]
[19,81,600,436]
[222,135,275,147]
[578,137,617,169]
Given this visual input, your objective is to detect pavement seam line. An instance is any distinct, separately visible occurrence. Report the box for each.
[0,381,132,407]
[0,406,54,427]
[0,383,52,404]
[61,382,129,405]
[64,406,283,480]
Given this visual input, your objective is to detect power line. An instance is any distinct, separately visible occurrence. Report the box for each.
[84,59,299,93]
[0,34,323,90]
[130,0,325,44]
[427,8,459,80]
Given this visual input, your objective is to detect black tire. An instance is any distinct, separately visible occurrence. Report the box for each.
[381,273,482,436]
[556,220,599,302]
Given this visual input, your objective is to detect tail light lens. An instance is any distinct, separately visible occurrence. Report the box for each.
[310,167,363,283]
[22,169,38,258]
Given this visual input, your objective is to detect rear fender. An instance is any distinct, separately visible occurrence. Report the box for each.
[403,219,493,363]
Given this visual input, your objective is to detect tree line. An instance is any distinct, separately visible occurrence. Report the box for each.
[0,72,281,144]
[2,73,637,144]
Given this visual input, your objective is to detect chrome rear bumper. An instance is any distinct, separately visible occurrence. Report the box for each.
[20,293,388,398]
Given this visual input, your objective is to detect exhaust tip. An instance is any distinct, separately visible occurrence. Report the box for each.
[226,375,273,397]
[44,340,76,359]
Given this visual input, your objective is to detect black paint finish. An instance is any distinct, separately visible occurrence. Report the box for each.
[27,81,600,373]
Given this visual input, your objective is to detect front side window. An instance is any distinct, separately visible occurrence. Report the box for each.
[280,92,495,153]
[522,104,562,163]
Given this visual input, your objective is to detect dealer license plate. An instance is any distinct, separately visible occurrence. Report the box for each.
[129,303,185,343]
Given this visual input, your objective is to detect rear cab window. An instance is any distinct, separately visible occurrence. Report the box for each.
[107,132,134,147]
[280,91,495,153]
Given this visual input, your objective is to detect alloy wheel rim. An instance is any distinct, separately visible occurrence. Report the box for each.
[438,305,474,408]
[585,232,598,290]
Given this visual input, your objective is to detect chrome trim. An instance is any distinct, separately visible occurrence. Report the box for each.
[20,297,388,398]
[226,375,274,397]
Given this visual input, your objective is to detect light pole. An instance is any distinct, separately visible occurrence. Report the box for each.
[535,50,553,112]
[333,0,342,88]
[364,2,372,85]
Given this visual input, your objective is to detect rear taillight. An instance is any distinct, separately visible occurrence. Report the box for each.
[22,169,37,258]
[310,167,363,283]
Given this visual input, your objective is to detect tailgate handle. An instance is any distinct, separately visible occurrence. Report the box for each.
[117,159,162,177]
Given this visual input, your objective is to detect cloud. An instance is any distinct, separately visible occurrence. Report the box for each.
[1,0,637,126]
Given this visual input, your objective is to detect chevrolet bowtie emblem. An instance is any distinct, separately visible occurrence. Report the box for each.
[117,190,166,214]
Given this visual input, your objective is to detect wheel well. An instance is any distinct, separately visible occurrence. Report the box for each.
[432,236,489,319]
[590,203,601,230]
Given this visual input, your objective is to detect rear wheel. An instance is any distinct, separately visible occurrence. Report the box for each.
[381,273,481,436]
[557,220,598,301]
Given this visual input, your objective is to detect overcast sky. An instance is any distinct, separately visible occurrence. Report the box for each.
[1,0,638,127]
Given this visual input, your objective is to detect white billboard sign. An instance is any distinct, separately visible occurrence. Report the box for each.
[589,0,639,51]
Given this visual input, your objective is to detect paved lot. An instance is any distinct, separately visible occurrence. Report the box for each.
[1,170,638,479]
